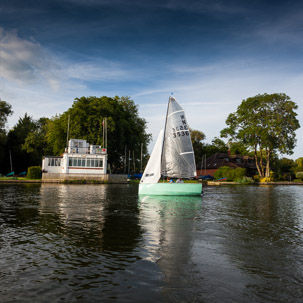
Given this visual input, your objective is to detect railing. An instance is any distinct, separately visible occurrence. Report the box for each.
[68,147,90,154]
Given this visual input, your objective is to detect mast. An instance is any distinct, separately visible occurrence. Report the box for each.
[66,114,70,149]
[160,95,172,178]
[9,150,13,172]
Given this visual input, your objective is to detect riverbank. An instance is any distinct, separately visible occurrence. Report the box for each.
[207,181,303,185]
[0,179,41,183]
[1,178,302,186]
[0,174,128,184]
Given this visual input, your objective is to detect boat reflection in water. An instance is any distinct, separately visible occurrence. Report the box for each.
[138,194,203,300]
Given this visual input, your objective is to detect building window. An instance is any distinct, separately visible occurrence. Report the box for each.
[48,158,61,166]
[68,157,103,168]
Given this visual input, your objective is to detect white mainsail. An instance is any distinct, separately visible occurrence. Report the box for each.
[140,129,164,184]
[161,96,197,178]
[140,96,197,185]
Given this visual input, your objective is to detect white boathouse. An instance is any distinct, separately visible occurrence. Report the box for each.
[42,139,110,182]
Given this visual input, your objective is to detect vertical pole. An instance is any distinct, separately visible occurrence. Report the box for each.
[133,150,135,173]
[102,119,105,148]
[140,143,143,173]
[124,145,127,173]
[9,150,13,172]
[205,154,207,176]
[128,150,130,175]
[66,114,70,150]
[105,118,108,150]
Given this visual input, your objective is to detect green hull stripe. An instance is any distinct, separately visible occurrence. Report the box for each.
[139,183,202,196]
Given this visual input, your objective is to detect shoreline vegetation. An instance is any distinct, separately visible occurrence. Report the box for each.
[1,95,302,184]
[0,176,303,186]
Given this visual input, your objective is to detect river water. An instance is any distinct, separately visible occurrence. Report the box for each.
[0,183,302,302]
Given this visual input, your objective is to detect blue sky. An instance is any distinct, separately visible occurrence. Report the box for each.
[0,0,302,159]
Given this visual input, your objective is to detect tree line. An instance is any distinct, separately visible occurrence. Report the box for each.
[0,93,301,179]
[192,93,302,180]
[0,96,151,174]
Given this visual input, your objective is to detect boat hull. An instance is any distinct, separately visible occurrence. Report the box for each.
[139,183,202,196]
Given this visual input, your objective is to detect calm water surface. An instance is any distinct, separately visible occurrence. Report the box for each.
[0,183,303,302]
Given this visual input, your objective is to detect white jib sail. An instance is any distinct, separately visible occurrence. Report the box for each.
[140,129,164,184]
[162,97,197,178]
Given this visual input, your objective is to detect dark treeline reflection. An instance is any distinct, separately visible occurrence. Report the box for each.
[38,184,142,252]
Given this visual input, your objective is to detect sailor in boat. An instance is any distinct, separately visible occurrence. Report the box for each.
[176,178,184,183]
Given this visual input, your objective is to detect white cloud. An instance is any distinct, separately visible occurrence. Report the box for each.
[0,27,134,87]
[1,27,302,160]
[136,60,303,159]
[0,27,138,127]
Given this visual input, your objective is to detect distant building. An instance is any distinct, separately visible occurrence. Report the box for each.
[42,139,108,181]
[197,152,258,177]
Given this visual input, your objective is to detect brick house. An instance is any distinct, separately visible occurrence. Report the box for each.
[197,153,258,177]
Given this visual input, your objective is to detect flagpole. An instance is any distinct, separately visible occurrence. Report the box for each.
[66,114,70,150]
[102,119,105,148]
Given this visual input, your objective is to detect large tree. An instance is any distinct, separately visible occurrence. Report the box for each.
[0,99,13,130]
[6,113,37,172]
[46,96,151,171]
[221,93,300,178]
[0,100,13,170]
[190,129,206,165]
[22,117,52,165]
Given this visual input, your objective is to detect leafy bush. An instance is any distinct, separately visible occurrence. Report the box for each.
[253,175,260,182]
[235,176,254,184]
[260,177,271,182]
[214,166,246,181]
[296,172,303,180]
[27,166,42,179]
[214,166,230,180]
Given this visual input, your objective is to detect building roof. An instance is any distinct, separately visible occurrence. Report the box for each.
[198,153,256,170]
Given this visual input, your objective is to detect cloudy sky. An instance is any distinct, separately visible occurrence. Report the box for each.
[1,0,302,159]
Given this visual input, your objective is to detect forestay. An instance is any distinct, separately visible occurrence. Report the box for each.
[161,97,197,178]
[140,129,164,184]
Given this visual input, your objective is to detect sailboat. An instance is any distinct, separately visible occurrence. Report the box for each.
[139,96,202,196]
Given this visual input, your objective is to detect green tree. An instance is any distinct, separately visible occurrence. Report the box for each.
[6,113,37,172]
[22,117,52,164]
[46,96,151,171]
[0,99,13,171]
[221,93,300,178]
[190,129,206,165]
[229,141,250,155]
[198,137,228,160]
[271,157,295,180]
[0,99,13,130]
[293,157,303,173]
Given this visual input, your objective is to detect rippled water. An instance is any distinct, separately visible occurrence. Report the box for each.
[0,183,303,302]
